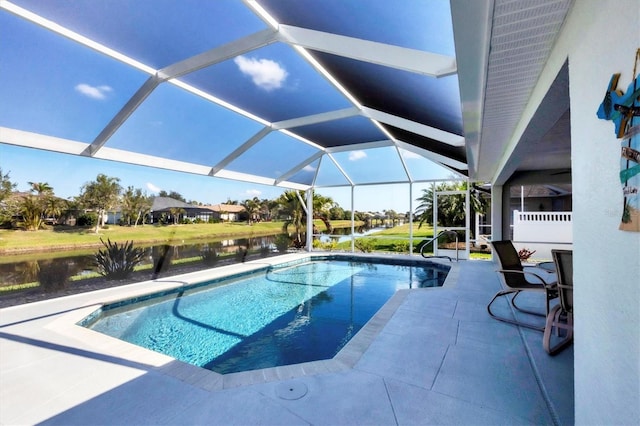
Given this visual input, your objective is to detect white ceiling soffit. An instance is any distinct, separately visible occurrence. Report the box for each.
[453,0,573,182]
[0,0,467,189]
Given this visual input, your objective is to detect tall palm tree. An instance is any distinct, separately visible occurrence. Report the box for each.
[240,197,261,224]
[277,190,336,244]
[27,181,53,196]
[277,190,306,244]
[313,193,335,233]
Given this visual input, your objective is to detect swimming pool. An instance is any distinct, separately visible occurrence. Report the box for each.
[81,256,449,374]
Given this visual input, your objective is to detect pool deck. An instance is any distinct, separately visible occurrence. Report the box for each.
[0,253,574,425]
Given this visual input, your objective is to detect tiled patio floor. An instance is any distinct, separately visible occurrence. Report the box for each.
[0,254,573,425]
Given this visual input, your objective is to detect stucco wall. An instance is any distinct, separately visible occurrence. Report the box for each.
[565,0,640,424]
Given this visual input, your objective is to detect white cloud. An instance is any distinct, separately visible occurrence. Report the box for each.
[349,151,367,161]
[245,189,262,197]
[146,182,161,193]
[303,165,316,172]
[234,55,288,91]
[401,150,423,160]
[75,83,113,100]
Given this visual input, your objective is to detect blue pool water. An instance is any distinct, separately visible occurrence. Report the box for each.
[82,258,448,374]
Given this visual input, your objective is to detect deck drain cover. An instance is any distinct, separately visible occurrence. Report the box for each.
[275,381,308,400]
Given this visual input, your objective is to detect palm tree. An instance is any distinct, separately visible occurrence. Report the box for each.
[414,181,488,230]
[168,207,185,225]
[240,197,261,224]
[277,190,336,245]
[23,182,55,224]
[27,181,53,196]
[43,196,64,224]
[277,190,306,244]
[312,193,334,233]
[19,195,45,231]
[79,174,122,233]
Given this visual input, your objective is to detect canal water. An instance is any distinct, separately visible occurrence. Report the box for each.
[0,226,382,288]
[0,235,278,288]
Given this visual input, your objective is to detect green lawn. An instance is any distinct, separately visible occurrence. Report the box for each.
[330,224,492,259]
[0,220,492,260]
[0,220,360,254]
[328,223,435,252]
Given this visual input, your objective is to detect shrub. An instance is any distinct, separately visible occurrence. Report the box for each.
[95,238,146,280]
[37,260,72,292]
[200,248,219,266]
[313,239,337,251]
[260,245,270,257]
[392,241,409,253]
[76,213,97,227]
[355,238,377,253]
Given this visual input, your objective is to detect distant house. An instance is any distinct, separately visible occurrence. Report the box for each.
[149,197,214,223]
[203,204,246,222]
[3,191,73,226]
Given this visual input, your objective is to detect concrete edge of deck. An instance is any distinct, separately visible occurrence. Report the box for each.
[13,252,458,390]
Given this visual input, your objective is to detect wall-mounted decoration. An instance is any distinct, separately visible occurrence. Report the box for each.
[597,48,640,232]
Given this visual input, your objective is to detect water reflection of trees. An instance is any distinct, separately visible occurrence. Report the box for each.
[1,235,280,287]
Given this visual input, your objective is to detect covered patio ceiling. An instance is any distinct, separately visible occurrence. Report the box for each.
[0,0,573,190]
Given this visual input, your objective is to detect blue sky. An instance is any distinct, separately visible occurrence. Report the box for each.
[0,1,459,214]
[0,144,285,205]
[1,143,441,214]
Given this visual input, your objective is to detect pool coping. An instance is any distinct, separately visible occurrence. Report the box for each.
[51,252,460,390]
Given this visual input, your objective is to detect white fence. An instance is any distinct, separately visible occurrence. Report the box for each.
[512,210,573,260]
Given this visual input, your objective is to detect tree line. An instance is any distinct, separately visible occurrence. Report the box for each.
[0,169,368,238]
[0,167,486,238]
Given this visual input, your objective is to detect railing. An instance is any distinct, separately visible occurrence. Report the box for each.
[513,210,573,244]
[512,210,573,260]
[420,230,459,262]
[515,211,573,223]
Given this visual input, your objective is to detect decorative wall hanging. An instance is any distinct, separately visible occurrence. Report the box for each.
[597,48,640,232]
